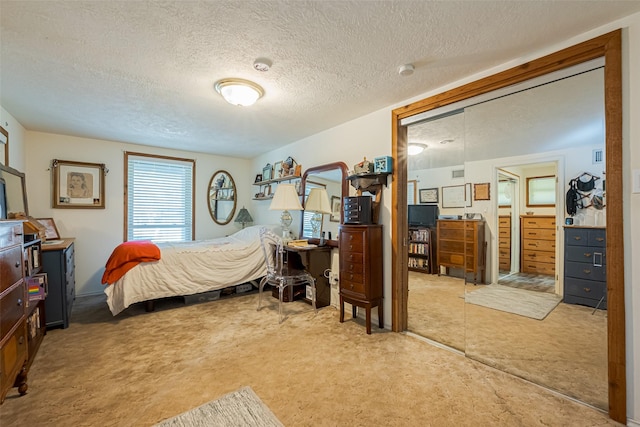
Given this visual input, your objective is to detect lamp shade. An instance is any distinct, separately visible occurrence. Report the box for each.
[235,207,253,224]
[269,184,303,211]
[305,188,331,214]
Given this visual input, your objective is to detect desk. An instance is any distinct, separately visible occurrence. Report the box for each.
[273,245,332,308]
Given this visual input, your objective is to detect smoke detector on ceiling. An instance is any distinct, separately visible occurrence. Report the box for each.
[253,58,272,72]
[398,64,414,76]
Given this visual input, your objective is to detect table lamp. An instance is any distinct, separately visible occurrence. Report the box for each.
[305,188,331,241]
[234,207,253,229]
[269,184,303,240]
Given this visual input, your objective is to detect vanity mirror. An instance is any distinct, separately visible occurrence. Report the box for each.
[0,163,28,219]
[207,170,236,225]
[392,32,625,423]
[299,162,349,246]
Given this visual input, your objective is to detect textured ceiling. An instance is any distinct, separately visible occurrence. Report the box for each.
[1,1,639,158]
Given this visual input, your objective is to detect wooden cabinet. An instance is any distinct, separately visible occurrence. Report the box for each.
[498,215,511,272]
[0,221,28,403]
[43,239,75,329]
[520,215,556,276]
[436,219,486,284]
[283,246,332,308]
[408,227,435,274]
[563,226,606,309]
[339,224,383,334]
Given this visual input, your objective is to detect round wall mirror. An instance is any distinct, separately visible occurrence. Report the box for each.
[208,170,236,225]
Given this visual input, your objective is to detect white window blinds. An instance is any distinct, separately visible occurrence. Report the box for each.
[126,153,194,242]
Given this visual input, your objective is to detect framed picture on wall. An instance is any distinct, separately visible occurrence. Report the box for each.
[474,183,490,201]
[330,196,341,222]
[419,187,438,204]
[52,159,107,209]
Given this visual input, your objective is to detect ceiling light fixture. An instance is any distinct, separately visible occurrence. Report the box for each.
[214,78,264,106]
[408,143,427,155]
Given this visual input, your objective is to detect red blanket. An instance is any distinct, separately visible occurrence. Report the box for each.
[101,240,161,284]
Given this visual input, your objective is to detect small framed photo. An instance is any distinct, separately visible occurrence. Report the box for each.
[330,196,341,222]
[254,174,263,183]
[52,159,106,208]
[274,161,284,179]
[35,217,60,240]
[419,188,438,204]
[474,183,490,201]
[262,163,272,181]
[264,184,272,197]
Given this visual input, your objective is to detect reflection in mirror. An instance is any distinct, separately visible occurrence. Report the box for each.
[0,163,28,219]
[406,111,466,351]
[462,66,607,409]
[0,126,8,167]
[300,162,348,246]
[208,170,236,225]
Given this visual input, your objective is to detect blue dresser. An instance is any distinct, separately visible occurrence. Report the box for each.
[563,226,606,309]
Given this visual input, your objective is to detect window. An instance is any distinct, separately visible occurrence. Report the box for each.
[302,181,325,238]
[526,175,556,207]
[125,152,195,242]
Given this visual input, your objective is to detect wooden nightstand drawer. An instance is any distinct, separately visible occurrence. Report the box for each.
[522,216,555,229]
[522,228,556,240]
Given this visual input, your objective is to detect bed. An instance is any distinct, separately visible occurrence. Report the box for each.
[103,225,273,315]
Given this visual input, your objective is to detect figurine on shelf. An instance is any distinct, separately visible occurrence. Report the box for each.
[354,157,373,174]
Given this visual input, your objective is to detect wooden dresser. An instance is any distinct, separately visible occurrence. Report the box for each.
[520,215,556,276]
[338,224,383,334]
[498,215,511,272]
[436,219,486,284]
[0,221,28,403]
[563,226,606,309]
[43,239,75,329]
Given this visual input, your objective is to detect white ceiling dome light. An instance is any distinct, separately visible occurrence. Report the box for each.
[408,143,427,155]
[214,78,264,106]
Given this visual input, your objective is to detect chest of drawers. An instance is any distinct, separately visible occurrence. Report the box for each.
[43,239,75,329]
[0,221,27,403]
[436,219,486,284]
[520,215,556,276]
[338,224,383,334]
[563,226,606,309]
[498,215,511,272]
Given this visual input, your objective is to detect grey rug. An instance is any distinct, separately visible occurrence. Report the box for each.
[155,386,284,427]
[465,284,561,320]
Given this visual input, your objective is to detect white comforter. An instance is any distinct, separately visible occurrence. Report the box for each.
[104,225,270,315]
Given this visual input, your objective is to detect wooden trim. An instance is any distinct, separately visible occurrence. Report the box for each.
[0,125,8,167]
[391,30,625,422]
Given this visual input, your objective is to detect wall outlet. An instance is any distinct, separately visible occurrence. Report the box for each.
[329,272,339,286]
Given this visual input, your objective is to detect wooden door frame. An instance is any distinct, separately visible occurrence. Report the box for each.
[390,30,625,423]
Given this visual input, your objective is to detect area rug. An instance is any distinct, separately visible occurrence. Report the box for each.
[465,284,562,320]
[154,386,283,427]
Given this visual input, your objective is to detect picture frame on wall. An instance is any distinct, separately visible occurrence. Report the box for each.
[419,187,438,204]
[52,159,107,209]
[330,196,341,222]
[474,182,490,201]
[442,184,466,208]
[273,161,284,179]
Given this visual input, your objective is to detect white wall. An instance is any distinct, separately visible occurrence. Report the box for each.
[0,107,27,169]
[24,131,253,296]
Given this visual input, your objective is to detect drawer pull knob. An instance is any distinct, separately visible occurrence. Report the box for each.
[584,252,592,257]
[349,235,353,241]
[17,298,23,306]
[583,269,591,274]
[574,236,582,241]
[350,284,354,289]
[583,287,591,293]
[596,237,604,242]
[18,336,24,345]
[15,261,21,268]
[349,274,353,280]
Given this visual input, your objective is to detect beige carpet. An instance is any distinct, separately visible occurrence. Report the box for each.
[407,272,608,410]
[0,291,616,426]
